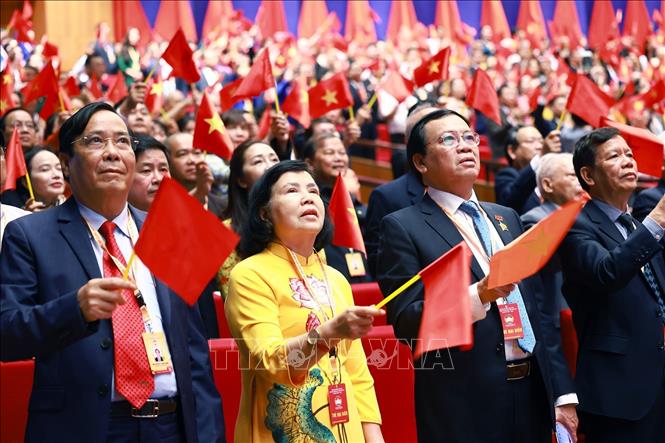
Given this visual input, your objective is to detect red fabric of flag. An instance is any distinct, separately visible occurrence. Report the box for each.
[488,198,587,289]
[414,242,473,359]
[413,47,451,87]
[193,93,233,160]
[550,0,583,50]
[344,0,378,46]
[600,117,664,178]
[281,80,311,128]
[219,77,244,111]
[8,9,32,43]
[134,177,239,305]
[112,0,152,48]
[255,0,288,40]
[154,0,197,42]
[42,41,59,58]
[328,173,366,254]
[105,73,129,104]
[88,76,103,100]
[231,49,274,102]
[566,74,616,127]
[588,0,619,50]
[308,72,354,119]
[466,69,501,126]
[1,127,27,192]
[481,0,510,43]
[386,0,418,43]
[161,28,200,84]
[516,0,547,48]
[202,0,235,42]
[623,0,652,49]
[298,0,329,39]
[20,61,60,118]
[379,70,413,104]
[257,108,271,140]
[145,73,163,115]
[0,66,16,116]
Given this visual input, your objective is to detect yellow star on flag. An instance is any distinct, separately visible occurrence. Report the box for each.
[633,100,644,111]
[322,89,338,106]
[301,90,309,104]
[2,74,11,85]
[205,112,225,135]
[347,207,359,226]
[428,61,440,75]
[150,81,163,96]
[0,99,7,114]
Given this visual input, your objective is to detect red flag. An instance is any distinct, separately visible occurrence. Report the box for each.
[20,61,61,118]
[386,0,418,43]
[588,0,619,50]
[550,0,583,50]
[1,127,27,192]
[88,76,103,100]
[298,0,328,39]
[154,0,197,42]
[528,86,542,113]
[566,74,616,127]
[8,9,33,43]
[345,0,378,46]
[379,70,413,104]
[63,76,81,98]
[134,177,239,305]
[231,49,274,102]
[281,80,311,128]
[308,72,354,119]
[257,108,271,140]
[413,47,451,87]
[0,66,16,117]
[202,0,235,42]
[111,0,152,48]
[516,0,547,48]
[623,0,652,49]
[488,198,587,289]
[434,0,470,45]
[414,242,473,359]
[161,28,200,84]
[481,0,510,43]
[42,41,59,58]
[219,77,244,111]
[105,73,129,104]
[328,173,366,254]
[22,0,33,19]
[192,93,233,160]
[255,0,288,40]
[145,73,163,115]
[600,117,664,178]
[466,69,501,126]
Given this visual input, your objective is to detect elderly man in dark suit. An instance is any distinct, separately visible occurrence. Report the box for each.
[376,109,578,443]
[559,127,665,443]
[0,102,225,443]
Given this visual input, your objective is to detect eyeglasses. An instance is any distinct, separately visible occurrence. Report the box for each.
[72,134,138,151]
[429,131,480,149]
[11,121,36,130]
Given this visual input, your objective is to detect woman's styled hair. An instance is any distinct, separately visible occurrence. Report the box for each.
[237,160,332,258]
[223,139,264,232]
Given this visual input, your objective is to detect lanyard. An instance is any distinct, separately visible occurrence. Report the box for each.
[82,210,154,333]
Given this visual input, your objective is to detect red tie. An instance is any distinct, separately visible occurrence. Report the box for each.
[98,221,153,408]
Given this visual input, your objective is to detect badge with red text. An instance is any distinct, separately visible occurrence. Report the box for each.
[345,252,366,277]
[498,303,524,340]
[328,383,350,425]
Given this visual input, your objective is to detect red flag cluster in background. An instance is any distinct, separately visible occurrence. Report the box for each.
[565,74,616,127]
[413,47,451,87]
[328,173,366,255]
[192,93,233,160]
[161,28,200,84]
[308,72,354,119]
[1,128,27,193]
[466,69,502,126]
[600,117,664,178]
[231,49,275,102]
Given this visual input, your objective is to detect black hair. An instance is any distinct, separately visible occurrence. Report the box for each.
[407,99,437,117]
[58,101,118,157]
[84,51,104,69]
[572,127,620,191]
[406,108,470,183]
[503,125,525,166]
[133,134,168,161]
[1,107,33,131]
[237,160,332,259]
[303,117,334,143]
[224,139,266,231]
[23,146,51,173]
[176,113,195,132]
[221,109,248,128]
[302,132,342,161]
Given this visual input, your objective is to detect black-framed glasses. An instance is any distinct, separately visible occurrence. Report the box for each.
[71,134,139,151]
[429,131,480,149]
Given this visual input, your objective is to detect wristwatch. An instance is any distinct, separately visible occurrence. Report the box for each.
[306,327,322,346]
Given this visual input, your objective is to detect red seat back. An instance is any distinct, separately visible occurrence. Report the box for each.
[213,291,233,338]
[351,282,386,326]
[559,309,579,377]
[0,360,34,443]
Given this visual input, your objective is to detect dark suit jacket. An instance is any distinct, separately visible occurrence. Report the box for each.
[495,165,541,215]
[376,195,573,442]
[559,200,665,420]
[365,171,425,277]
[632,179,665,222]
[0,198,225,442]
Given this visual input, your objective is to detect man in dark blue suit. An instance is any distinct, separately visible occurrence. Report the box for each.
[0,103,225,442]
[495,125,562,215]
[376,109,578,443]
[560,127,665,442]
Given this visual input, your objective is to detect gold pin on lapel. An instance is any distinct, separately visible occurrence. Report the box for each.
[495,214,509,231]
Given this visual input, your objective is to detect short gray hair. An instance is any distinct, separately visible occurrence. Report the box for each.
[536,153,573,195]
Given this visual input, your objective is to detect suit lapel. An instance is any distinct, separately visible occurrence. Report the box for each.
[420,195,485,281]
[585,200,625,245]
[58,198,101,280]
[480,203,517,248]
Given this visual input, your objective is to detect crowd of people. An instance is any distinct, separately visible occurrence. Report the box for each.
[1,3,665,443]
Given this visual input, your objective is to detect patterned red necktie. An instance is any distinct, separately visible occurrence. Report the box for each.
[98,221,153,408]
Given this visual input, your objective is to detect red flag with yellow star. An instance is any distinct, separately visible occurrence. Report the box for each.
[219,76,244,112]
[145,72,164,115]
[20,61,62,118]
[1,127,27,192]
[105,73,129,104]
[193,92,233,159]
[161,27,200,84]
[466,68,502,126]
[0,66,16,116]
[328,173,366,255]
[488,197,587,289]
[281,80,310,128]
[566,74,616,127]
[231,49,275,102]
[413,47,450,87]
[308,72,353,119]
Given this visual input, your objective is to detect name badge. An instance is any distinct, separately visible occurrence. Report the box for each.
[142,331,173,374]
[328,383,350,425]
[498,303,524,340]
[345,252,366,277]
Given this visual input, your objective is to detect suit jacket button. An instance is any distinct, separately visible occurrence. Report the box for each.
[100,338,112,350]
[98,384,109,397]
[496,343,504,353]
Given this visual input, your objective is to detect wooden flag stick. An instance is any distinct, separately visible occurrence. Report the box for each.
[374,274,421,310]
[273,80,281,114]
[24,171,35,201]
[122,250,137,280]
[556,110,567,131]
[348,106,355,121]
[367,92,378,109]
[58,91,65,112]
[145,61,159,84]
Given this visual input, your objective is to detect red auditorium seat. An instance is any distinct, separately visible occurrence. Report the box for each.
[351,282,387,326]
[559,309,579,377]
[213,291,233,338]
[0,360,34,443]
[208,338,241,443]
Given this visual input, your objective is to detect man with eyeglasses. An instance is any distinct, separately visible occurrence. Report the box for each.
[1,107,38,151]
[495,125,562,215]
[0,102,225,443]
[376,109,578,443]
